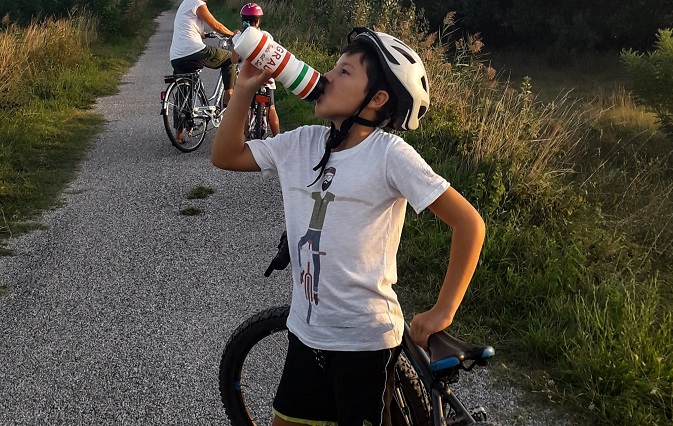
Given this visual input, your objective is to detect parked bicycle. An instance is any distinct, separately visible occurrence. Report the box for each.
[218,233,497,425]
[160,32,230,153]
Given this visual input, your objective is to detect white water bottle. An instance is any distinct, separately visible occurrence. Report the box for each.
[233,27,325,101]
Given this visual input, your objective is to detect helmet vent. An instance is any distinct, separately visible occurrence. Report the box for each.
[421,76,428,92]
[392,45,416,64]
[418,105,427,118]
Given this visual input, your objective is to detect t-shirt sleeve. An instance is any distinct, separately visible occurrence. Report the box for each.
[192,0,206,13]
[386,140,450,214]
[246,127,304,178]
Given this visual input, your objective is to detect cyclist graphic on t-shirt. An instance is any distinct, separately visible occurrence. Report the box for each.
[290,166,372,323]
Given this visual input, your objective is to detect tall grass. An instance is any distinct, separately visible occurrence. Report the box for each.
[0,7,166,252]
[216,0,673,423]
[0,13,98,106]
[580,88,673,271]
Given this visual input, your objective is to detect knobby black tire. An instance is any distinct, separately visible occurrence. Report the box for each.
[162,79,208,153]
[219,305,290,426]
[390,352,432,425]
[252,101,265,140]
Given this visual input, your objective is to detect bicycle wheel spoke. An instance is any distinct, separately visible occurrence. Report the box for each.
[237,331,287,424]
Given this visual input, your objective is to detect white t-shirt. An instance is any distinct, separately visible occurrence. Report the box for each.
[170,0,207,61]
[247,125,450,351]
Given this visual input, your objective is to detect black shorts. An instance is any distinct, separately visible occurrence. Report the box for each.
[273,332,400,425]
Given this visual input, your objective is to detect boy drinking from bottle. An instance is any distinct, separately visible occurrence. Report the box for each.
[212,27,485,426]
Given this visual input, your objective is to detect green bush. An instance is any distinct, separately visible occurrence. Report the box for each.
[621,29,673,139]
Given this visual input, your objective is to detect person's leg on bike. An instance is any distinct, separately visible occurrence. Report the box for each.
[268,89,280,136]
[201,45,236,107]
[171,47,225,142]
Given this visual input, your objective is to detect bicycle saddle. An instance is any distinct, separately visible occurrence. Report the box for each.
[174,61,204,74]
[427,331,495,372]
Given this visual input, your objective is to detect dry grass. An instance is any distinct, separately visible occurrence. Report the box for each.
[0,13,98,105]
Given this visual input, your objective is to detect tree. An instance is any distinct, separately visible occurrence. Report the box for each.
[415,0,673,52]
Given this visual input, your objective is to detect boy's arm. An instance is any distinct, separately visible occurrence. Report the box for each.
[409,187,486,349]
[212,61,269,171]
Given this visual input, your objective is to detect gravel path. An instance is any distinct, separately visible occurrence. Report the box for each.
[0,3,578,425]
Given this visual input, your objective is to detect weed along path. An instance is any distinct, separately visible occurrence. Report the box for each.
[0,4,578,426]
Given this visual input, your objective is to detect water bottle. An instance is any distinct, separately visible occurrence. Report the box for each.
[233,27,325,101]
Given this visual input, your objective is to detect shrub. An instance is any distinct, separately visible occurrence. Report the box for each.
[621,29,673,140]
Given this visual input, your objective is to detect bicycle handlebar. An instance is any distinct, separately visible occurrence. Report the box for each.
[264,231,290,277]
[204,32,233,49]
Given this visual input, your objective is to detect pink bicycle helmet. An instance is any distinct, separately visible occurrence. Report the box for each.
[240,3,263,17]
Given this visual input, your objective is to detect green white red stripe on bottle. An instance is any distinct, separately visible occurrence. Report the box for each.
[233,27,325,101]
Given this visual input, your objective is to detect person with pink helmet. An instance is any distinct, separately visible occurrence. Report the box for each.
[238,3,281,136]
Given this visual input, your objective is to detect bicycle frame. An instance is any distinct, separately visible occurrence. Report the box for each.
[207,72,225,108]
[402,324,481,425]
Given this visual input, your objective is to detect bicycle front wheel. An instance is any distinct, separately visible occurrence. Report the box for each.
[162,79,208,152]
[219,305,290,425]
[391,352,431,425]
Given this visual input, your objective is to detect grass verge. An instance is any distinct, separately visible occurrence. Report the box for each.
[0,4,171,255]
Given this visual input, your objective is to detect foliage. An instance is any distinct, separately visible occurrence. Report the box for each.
[219,0,673,423]
[621,29,673,140]
[0,0,172,37]
[0,13,99,108]
[413,0,673,53]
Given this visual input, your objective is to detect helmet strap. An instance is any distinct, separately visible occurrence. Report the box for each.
[307,83,383,187]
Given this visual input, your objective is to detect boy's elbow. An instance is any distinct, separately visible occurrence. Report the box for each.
[211,148,235,170]
[211,149,227,169]
[474,213,486,244]
[211,156,226,170]
[462,207,486,245]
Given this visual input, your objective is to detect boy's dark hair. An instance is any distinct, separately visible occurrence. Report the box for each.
[241,15,261,26]
[342,38,397,128]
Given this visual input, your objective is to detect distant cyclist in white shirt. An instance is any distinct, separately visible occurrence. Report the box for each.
[170,0,237,141]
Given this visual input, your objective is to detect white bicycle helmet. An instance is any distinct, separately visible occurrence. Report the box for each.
[347,27,430,131]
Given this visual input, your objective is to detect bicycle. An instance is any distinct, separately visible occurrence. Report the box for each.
[240,63,274,141]
[218,233,497,425]
[160,32,230,153]
[246,83,272,140]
